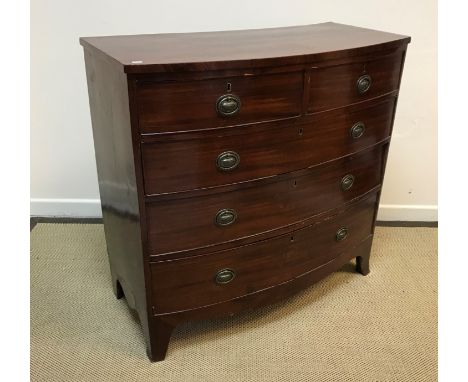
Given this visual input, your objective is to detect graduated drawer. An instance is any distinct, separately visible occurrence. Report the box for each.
[136,71,303,134]
[142,96,396,195]
[150,192,377,314]
[307,51,404,113]
[146,144,384,256]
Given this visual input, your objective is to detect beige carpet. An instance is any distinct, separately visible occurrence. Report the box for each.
[31,224,437,381]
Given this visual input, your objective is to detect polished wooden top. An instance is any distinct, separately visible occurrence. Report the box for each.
[80,22,410,73]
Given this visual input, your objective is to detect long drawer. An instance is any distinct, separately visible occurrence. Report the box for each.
[307,51,403,113]
[146,145,384,256]
[136,71,303,134]
[142,96,396,195]
[150,192,377,314]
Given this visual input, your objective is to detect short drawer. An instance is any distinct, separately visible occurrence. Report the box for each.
[307,52,404,113]
[136,71,303,134]
[150,193,377,313]
[142,96,396,195]
[146,144,384,255]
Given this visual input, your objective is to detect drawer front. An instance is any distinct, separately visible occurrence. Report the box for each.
[150,193,377,313]
[142,96,395,195]
[307,52,403,113]
[137,72,303,134]
[146,145,384,255]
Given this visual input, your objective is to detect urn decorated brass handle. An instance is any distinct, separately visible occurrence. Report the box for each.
[350,122,366,139]
[215,269,236,284]
[335,227,349,242]
[356,74,372,94]
[216,94,241,116]
[341,174,355,191]
[215,208,237,227]
[216,151,240,171]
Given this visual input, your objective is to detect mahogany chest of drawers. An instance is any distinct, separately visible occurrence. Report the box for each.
[80,22,410,361]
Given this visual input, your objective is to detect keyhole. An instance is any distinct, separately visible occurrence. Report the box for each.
[293,180,297,187]
[290,236,294,242]
[298,128,303,136]
[227,82,232,92]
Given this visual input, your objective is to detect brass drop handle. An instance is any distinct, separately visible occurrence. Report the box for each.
[350,122,365,139]
[335,227,348,242]
[215,209,237,227]
[216,94,241,116]
[215,269,236,284]
[216,151,240,171]
[341,174,355,191]
[357,74,372,94]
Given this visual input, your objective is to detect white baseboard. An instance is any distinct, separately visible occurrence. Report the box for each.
[31,198,438,222]
[30,198,102,218]
[377,204,438,222]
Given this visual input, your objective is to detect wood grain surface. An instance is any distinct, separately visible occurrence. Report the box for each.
[146,145,384,256]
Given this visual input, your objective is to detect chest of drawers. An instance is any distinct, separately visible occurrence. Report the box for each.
[80,22,410,361]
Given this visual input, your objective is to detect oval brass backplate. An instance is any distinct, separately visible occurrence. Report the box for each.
[215,209,237,227]
[357,74,372,94]
[215,269,236,284]
[335,227,349,242]
[350,122,365,139]
[216,151,240,171]
[216,94,241,117]
[341,174,355,191]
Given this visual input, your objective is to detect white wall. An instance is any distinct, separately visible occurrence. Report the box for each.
[31,0,437,220]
